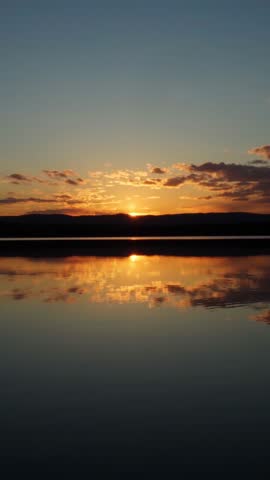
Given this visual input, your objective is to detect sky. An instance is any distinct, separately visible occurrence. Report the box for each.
[1,0,270,215]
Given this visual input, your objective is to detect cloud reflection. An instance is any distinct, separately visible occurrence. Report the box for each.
[251,310,270,325]
[0,255,270,323]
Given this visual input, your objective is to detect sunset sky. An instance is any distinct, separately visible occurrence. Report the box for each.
[1,1,270,215]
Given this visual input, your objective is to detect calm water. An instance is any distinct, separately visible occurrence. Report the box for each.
[1,235,270,240]
[1,253,270,473]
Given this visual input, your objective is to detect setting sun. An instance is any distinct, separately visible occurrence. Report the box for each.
[129,212,139,217]
[129,212,145,217]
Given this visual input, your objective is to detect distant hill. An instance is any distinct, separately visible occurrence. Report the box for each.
[1,212,270,237]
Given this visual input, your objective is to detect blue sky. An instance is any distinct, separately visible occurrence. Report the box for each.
[1,1,270,214]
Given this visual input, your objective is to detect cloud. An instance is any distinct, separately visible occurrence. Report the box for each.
[105,169,148,184]
[65,178,84,186]
[188,162,270,181]
[0,195,85,205]
[166,284,186,294]
[43,170,86,186]
[54,193,73,200]
[43,169,78,179]
[0,174,122,215]
[248,145,270,160]
[2,169,88,187]
[172,163,189,170]
[249,159,269,165]
[150,167,168,174]
[88,171,104,178]
[199,195,213,200]
[147,160,270,206]
[27,207,96,216]
[7,173,32,182]
[163,176,187,187]
[184,162,270,202]
[143,179,162,186]
[0,196,56,205]
[3,171,84,187]
[3,153,270,215]
[5,173,46,185]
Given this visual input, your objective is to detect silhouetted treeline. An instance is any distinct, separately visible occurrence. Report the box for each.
[1,212,270,237]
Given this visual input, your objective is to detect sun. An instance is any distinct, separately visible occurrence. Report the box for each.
[129,212,139,217]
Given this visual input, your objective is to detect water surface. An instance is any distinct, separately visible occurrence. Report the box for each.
[1,253,270,473]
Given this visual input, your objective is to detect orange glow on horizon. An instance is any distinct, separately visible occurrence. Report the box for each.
[129,254,140,262]
[128,212,144,217]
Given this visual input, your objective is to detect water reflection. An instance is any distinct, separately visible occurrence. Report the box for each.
[1,255,270,323]
[2,254,270,472]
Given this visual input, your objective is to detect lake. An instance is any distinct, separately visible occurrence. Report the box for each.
[1,252,270,474]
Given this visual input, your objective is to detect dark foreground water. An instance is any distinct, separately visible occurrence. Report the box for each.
[1,253,270,474]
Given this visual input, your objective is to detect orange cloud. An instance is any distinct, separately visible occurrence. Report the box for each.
[2,150,270,215]
[248,145,270,160]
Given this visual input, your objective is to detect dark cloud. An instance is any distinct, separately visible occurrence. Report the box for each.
[4,170,85,186]
[151,167,167,174]
[41,170,86,186]
[163,176,187,187]
[67,286,86,294]
[43,169,78,179]
[11,289,30,301]
[188,162,270,182]
[7,173,32,182]
[0,195,84,205]
[65,178,83,186]
[166,284,186,294]
[249,159,268,165]
[27,207,97,215]
[5,173,45,185]
[199,195,213,200]
[160,162,270,203]
[0,196,56,205]
[153,296,167,305]
[54,194,73,200]
[143,179,162,186]
[44,287,87,303]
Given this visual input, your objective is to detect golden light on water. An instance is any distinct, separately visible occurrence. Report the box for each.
[0,255,269,315]
[129,254,139,262]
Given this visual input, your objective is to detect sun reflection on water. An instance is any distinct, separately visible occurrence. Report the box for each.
[0,255,270,323]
